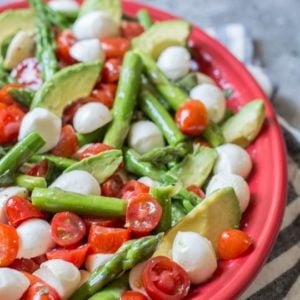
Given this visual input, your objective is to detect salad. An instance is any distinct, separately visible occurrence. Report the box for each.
[0,0,266,299]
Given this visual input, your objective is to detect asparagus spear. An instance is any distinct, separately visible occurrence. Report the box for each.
[171,203,186,226]
[30,154,76,170]
[137,9,152,29]
[70,234,163,300]
[45,5,75,29]
[76,128,105,146]
[202,122,225,147]
[103,52,143,148]
[175,72,198,92]
[15,174,47,191]
[31,187,126,217]
[8,88,35,108]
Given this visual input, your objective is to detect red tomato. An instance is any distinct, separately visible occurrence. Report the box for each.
[101,58,122,83]
[91,89,115,109]
[0,83,23,106]
[121,21,144,39]
[218,229,252,260]
[88,225,130,254]
[193,138,212,148]
[11,58,43,91]
[26,160,48,177]
[142,256,190,300]
[32,254,48,266]
[0,223,19,266]
[101,37,130,59]
[97,83,117,98]
[51,125,78,158]
[5,196,44,227]
[10,258,39,273]
[79,143,113,160]
[101,174,124,197]
[126,193,162,234]
[83,216,124,230]
[51,212,86,247]
[187,185,205,198]
[175,99,208,136]
[120,180,150,200]
[121,291,148,300]
[46,244,89,268]
[56,30,77,65]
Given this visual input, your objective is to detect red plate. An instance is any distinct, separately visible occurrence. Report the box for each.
[0,1,287,299]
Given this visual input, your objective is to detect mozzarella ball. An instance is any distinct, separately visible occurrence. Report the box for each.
[48,0,80,14]
[206,173,250,213]
[0,268,30,300]
[128,120,165,155]
[73,102,112,134]
[190,84,226,123]
[50,170,100,195]
[129,261,149,298]
[18,108,62,153]
[4,31,35,69]
[85,253,114,272]
[34,259,81,299]
[157,46,191,80]
[17,219,55,259]
[73,11,119,40]
[138,177,160,188]
[214,144,253,178]
[0,186,28,223]
[70,39,105,63]
[79,270,90,286]
[172,232,217,284]
[195,72,217,86]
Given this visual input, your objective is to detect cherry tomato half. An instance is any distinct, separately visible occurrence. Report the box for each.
[101,37,130,59]
[121,21,144,39]
[51,212,86,247]
[91,89,115,109]
[0,223,19,266]
[56,30,77,65]
[120,180,150,200]
[10,258,39,273]
[126,193,162,234]
[79,143,113,160]
[187,185,205,198]
[121,291,148,300]
[26,160,48,177]
[218,229,252,260]
[142,256,190,300]
[101,174,124,197]
[0,83,23,106]
[83,216,124,230]
[101,58,122,83]
[175,99,208,136]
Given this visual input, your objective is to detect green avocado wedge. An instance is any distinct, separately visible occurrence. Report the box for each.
[31,62,102,117]
[154,187,241,257]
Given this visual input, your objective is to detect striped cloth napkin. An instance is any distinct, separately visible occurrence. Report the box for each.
[205,24,300,299]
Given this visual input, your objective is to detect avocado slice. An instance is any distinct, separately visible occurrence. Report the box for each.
[31,62,102,117]
[154,187,241,257]
[0,9,34,59]
[80,0,121,23]
[222,100,266,148]
[65,149,122,183]
[132,20,191,59]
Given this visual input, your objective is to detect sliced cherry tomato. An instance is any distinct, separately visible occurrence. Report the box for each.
[32,254,48,266]
[10,258,39,273]
[120,180,150,200]
[101,58,122,83]
[121,21,144,39]
[83,216,124,230]
[175,99,208,136]
[101,37,130,59]
[121,291,148,300]
[97,83,117,98]
[51,125,78,158]
[0,223,19,266]
[187,185,205,198]
[126,193,162,234]
[56,30,77,65]
[101,174,124,198]
[142,256,190,300]
[193,138,212,148]
[46,244,89,268]
[91,89,115,109]
[218,229,252,260]
[0,83,23,106]
[51,212,86,247]
[26,160,48,177]
[11,57,43,91]
[88,225,130,254]
[79,143,113,160]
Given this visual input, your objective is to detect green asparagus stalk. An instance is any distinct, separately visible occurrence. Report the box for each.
[171,203,186,226]
[70,234,163,300]
[175,72,198,92]
[202,122,225,147]
[8,88,35,108]
[30,154,76,171]
[15,174,47,191]
[0,132,45,176]
[103,52,143,148]
[31,187,126,217]
[135,49,188,110]
[0,170,14,187]
[137,9,152,29]
[76,128,105,146]
[45,5,75,29]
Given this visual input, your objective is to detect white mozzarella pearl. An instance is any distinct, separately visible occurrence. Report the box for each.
[18,108,62,153]
[129,261,149,298]
[79,270,90,286]
[128,120,165,155]
[50,170,101,195]
[0,186,28,223]
[34,259,81,299]
[214,144,253,178]
[70,39,105,63]
[85,253,114,272]
[4,31,35,69]
[73,11,119,40]
[138,177,160,188]
[206,173,250,213]
[172,232,217,284]
[157,46,191,81]
[48,0,80,14]
[17,219,55,259]
[190,83,226,123]
[0,268,30,300]
[73,102,112,134]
